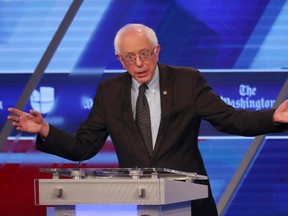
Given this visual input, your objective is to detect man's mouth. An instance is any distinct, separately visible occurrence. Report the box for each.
[136,71,147,76]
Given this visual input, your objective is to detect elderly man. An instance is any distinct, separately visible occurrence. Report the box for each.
[8,23,288,216]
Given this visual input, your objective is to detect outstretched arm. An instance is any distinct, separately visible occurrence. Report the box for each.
[273,99,288,124]
[7,108,50,138]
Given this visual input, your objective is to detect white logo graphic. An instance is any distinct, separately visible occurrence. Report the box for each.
[30,86,55,114]
[82,97,94,110]
[220,84,275,110]
[239,84,256,97]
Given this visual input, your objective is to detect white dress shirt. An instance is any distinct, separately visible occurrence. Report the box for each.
[131,66,161,149]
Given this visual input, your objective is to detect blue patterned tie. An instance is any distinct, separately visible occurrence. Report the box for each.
[135,84,153,156]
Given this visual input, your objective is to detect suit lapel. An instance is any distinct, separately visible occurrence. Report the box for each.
[119,73,137,131]
[153,64,173,154]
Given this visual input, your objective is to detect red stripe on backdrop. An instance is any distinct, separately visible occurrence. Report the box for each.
[1,138,118,215]
[0,163,119,216]
[3,139,116,153]
[0,164,47,216]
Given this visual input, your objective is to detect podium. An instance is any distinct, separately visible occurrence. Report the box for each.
[35,168,208,216]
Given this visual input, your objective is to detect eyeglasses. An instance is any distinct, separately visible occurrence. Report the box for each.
[120,47,156,64]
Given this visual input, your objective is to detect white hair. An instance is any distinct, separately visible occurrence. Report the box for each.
[114,23,158,54]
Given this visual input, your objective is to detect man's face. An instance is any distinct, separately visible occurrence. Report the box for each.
[116,30,160,84]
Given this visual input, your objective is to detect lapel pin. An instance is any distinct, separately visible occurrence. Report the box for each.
[163,91,168,95]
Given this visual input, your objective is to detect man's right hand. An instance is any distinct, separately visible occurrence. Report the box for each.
[7,108,50,138]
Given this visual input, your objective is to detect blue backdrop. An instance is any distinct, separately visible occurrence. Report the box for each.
[0,0,287,215]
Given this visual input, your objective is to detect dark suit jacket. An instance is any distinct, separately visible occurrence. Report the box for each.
[36,63,283,215]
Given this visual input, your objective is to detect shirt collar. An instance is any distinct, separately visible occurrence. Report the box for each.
[132,66,159,93]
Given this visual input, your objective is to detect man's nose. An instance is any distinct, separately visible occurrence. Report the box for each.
[135,55,143,66]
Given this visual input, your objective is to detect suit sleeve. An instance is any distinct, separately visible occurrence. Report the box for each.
[193,70,285,136]
[36,83,108,161]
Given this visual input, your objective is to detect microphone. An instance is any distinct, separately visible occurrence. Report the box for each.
[76,99,129,169]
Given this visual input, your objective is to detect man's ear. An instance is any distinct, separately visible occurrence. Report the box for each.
[155,45,160,55]
[116,55,126,69]
[116,54,121,61]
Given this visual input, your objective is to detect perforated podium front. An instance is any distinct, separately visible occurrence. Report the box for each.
[35,168,208,216]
